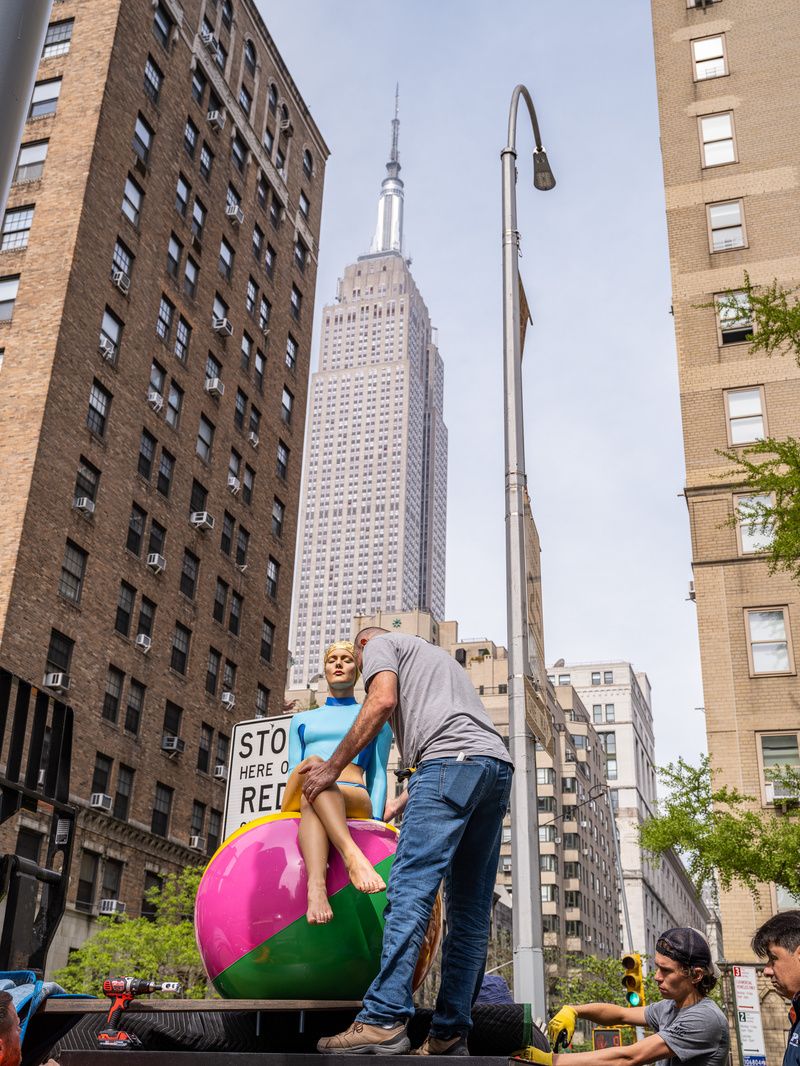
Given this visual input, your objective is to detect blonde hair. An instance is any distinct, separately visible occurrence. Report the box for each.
[323,640,359,678]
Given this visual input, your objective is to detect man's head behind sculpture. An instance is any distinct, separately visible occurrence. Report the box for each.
[352,627,389,669]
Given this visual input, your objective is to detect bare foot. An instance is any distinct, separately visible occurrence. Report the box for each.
[345,851,386,894]
[306,881,333,924]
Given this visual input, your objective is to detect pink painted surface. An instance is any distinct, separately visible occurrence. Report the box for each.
[195,813,398,980]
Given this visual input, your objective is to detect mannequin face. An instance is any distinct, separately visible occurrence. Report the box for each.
[325,649,357,694]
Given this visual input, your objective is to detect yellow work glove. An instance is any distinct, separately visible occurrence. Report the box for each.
[511,1048,553,1066]
[547,1006,578,1050]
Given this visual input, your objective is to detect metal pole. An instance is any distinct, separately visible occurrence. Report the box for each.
[606,786,634,953]
[0,0,52,222]
[502,85,551,1017]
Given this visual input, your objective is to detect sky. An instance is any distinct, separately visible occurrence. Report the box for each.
[258,0,707,770]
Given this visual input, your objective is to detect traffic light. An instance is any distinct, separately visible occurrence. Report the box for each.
[621,952,646,1007]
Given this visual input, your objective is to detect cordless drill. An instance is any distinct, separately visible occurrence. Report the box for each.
[98,977,181,1049]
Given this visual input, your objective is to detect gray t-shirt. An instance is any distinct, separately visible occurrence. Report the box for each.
[362,633,512,766]
[644,997,729,1066]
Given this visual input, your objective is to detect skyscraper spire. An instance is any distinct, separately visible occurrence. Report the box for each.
[370,86,404,254]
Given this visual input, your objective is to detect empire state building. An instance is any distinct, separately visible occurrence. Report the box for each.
[289,100,447,685]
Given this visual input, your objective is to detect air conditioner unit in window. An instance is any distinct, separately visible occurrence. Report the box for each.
[767,781,799,804]
[221,691,236,708]
[261,325,270,339]
[73,496,96,515]
[98,336,116,361]
[189,835,206,851]
[146,552,166,574]
[554,835,562,844]
[90,792,113,812]
[225,204,244,226]
[147,389,164,412]
[205,376,224,397]
[190,510,215,531]
[212,316,233,337]
[161,735,185,755]
[688,580,696,602]
[207,109,226,131]
[43,671,69,693]
[99,898,126,916]
[135,633,152,653]
[200,28,219,52]
[582,847,590,856]
[213,764,227,780]
[247,431,259,448]
[580,820,589,828]
[111,268,130,295]
[227,475,241,495]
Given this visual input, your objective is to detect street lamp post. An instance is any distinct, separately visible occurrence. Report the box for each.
[501,84,555,1017]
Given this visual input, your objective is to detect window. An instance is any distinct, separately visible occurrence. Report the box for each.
[112,239,133,279]
[708,200,745,251]
[208,809,222,854]
[57,540,86,603]
[114,765,134,821]
[143,55,163,102]
[271,498,284,537]
[234,389,247,429]
[148,519,166,557]
[149,359,164,396]
[254,348,265,390]
[244,40,257,76]
[138,429,156,479]
[1,205,34,251]
[220,511,234,555]
[133,114,154,164]
[240,331,252,370]
[163,699,182,738]
[558,673,570,686]
[141,871,162,919]
[290,285,302,321]
[692,35,726,80]
[268,195,281,229]
[153,2,172,48]
[285,334,297,370]
[104,669,124,720]
[213,578,228,624]
[183,256,199,299]
[605,704,615,723]
[206,646,221,695]
[242,465,254,505]
[125,680,145,734]
[14,141,48,183]
[252,224,263,261]
[746,608,793,676]
[171,622,191,674]
[294,239,307,272]
[29,79,62,119]
[299,191,310,219]
[256,684,270,716]
[736,493,774,554]
[591,671,601,685]
[87,380,112,437]
[760,734,800,788]
[275,145,285,174]
[74,457,100,504]
[156,448,174,497]
[100,307,122,352]
[725,386,764,445]
[198,722,214,770]
[46,629,73,674]
[166,234,182,278]
[268,83,278,115]
[236,526,249,566]
[603,670,613,684]
[239,85,252,116]
[260,618,274,663]
[115,582,136,637]
[717,291,752,345]
[303,149,313,179]
[199,142,214,180]
[592,704,602,724]
[175,174,190,218]
[229,592,242,636]
[166,380,183,428]
[259,296,271,332]
[265,243,276,278]
[0,276,19,321]
[189,478,208,516]
[196,414,214,461]
[223,660,236,692]
[192,197,206,240]
[245,277,257,315]
[699,113,735,166]
[184,116,198,158]
[248,405,260,437]
[276,440,289,480]
[191,801,206,839]
[17,828,43,864]
[157,294,174,340]
[43,18,74,57]
[151,783,173,837]
[191,68,207,105]
[221,0,233,30]
[231,133,246,173]
[218,237,234,280]
[76,851,99,912]
[126,503,146,554]
[100,855,122,902]
[212,294,227,322]
[180,549,199,600]
[137,596,156,639]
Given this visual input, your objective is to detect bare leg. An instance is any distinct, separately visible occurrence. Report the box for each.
[298,793,334,924]
[310,786,386,894]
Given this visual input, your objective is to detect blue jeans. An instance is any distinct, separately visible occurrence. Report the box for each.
[357,755,513,1036]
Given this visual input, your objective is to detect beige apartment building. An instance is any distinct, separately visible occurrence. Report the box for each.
[0,0,326,967]
[651,1,800,1056]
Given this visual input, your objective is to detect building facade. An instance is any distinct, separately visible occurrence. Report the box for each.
[288,108,447,686]
[0,0,326,968]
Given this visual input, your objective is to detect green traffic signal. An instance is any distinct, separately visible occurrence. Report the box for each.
[621,952,646,1008]
[626,991,641,1007]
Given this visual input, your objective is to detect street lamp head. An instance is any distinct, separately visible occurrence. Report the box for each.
[532,148,556,191]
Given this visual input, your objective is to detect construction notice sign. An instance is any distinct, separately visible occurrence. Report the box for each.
[223,714,294,840]
[732,965,767,1066]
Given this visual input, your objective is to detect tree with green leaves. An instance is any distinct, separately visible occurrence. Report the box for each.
[639,756,800,899]
[54,866,209,997]
[716,275,800,578]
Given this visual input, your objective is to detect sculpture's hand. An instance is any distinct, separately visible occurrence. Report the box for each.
[383,797,399,823]
[300,758,338,802]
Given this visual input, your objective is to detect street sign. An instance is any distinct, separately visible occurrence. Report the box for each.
[524,675,554,756]
[222,714,294,840]
[732,965,767,1066]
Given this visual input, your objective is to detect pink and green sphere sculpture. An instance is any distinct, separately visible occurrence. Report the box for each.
[195,812,439,1000]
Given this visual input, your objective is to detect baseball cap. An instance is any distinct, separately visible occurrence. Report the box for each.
[656,927,712,968]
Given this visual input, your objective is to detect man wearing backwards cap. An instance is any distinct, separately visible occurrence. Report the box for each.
[529,928,728,1066]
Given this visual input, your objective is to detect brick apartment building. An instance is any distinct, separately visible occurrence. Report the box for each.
[0,0,327,968]
[651,0,800,1057]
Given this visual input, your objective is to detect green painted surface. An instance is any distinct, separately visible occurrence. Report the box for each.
[212,855,394,1000]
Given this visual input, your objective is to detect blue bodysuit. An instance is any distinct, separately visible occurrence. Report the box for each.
[287,697,393,819]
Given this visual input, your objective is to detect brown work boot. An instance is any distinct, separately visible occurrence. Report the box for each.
[413,1034,469,1056]
[317,1020,410,1055]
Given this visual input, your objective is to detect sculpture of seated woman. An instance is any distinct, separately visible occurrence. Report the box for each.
[281,641,393,924]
